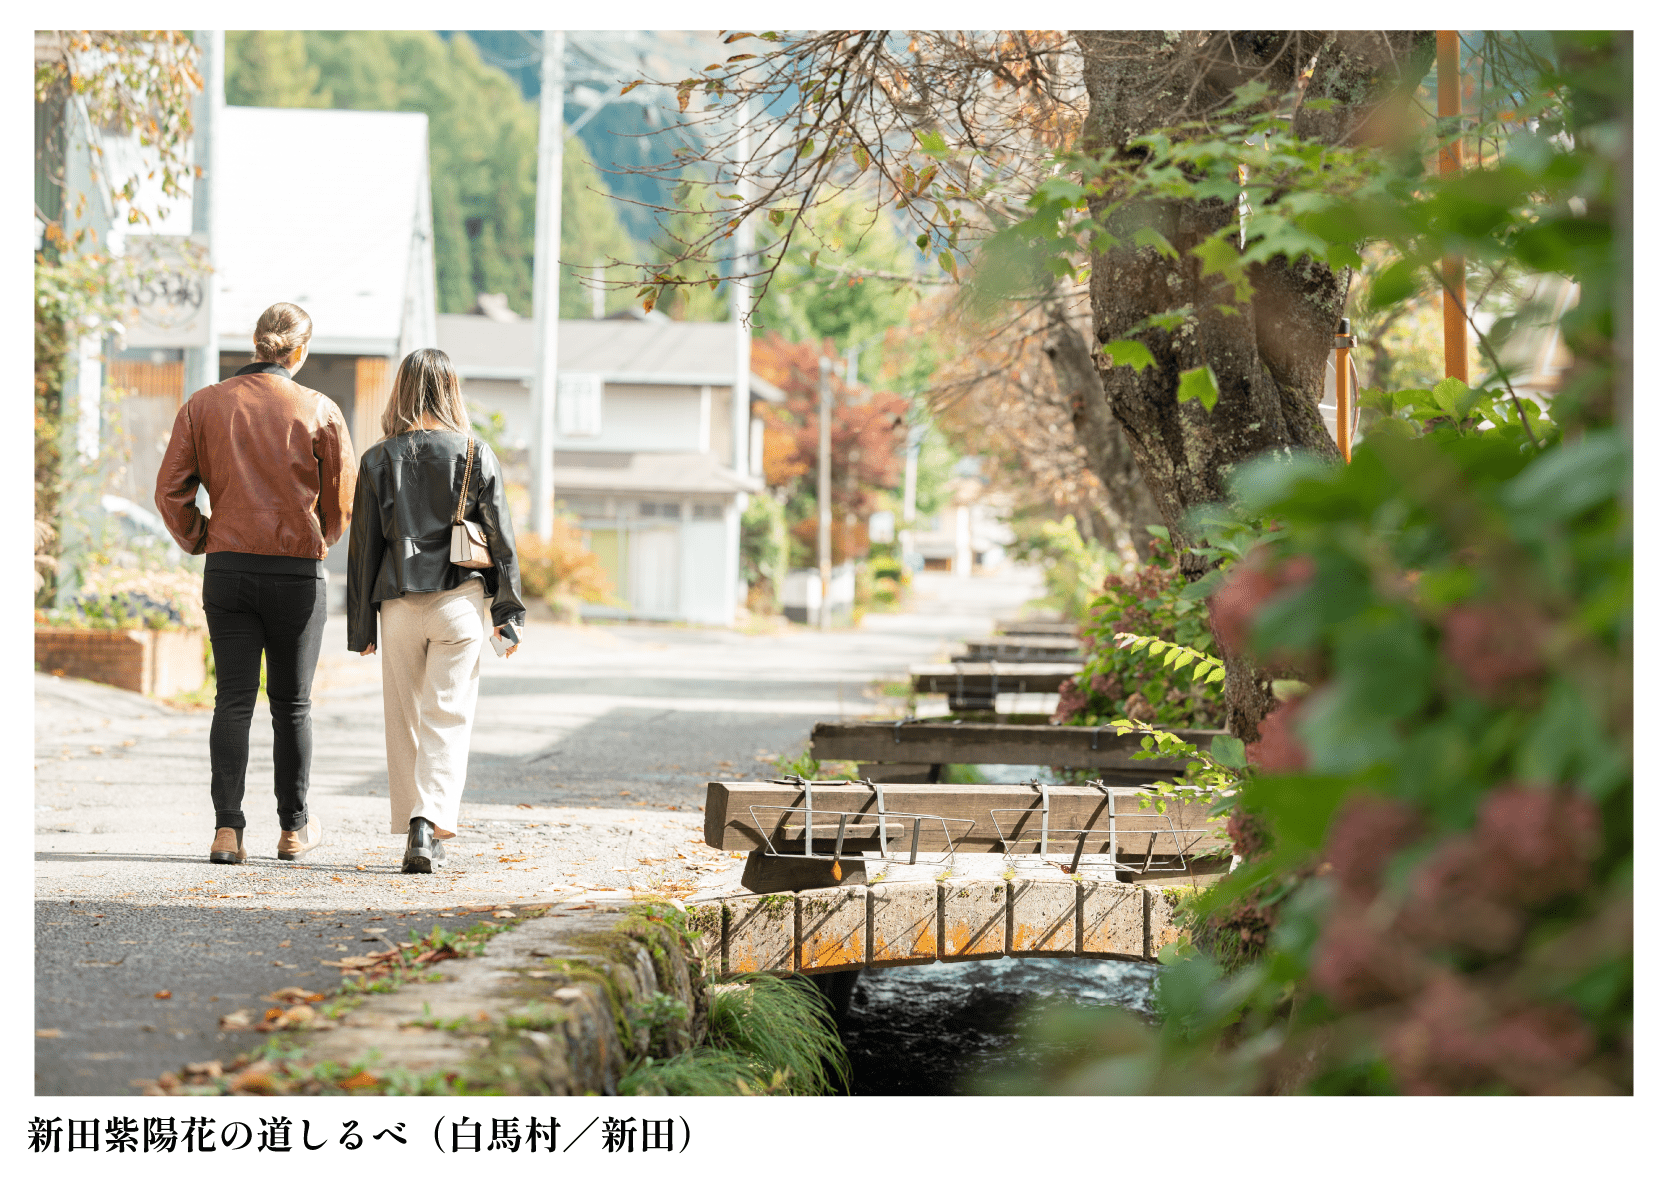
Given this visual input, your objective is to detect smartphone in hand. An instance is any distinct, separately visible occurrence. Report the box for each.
[490,620,520,657]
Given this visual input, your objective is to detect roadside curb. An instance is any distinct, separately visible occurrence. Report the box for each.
[192,897,707,1095]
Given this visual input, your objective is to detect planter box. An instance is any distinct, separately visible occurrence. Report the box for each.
[35,626,206,698]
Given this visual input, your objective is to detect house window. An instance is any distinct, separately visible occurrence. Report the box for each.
[690,503,723,521]
[638,501,679,520]
[557,373,603,437]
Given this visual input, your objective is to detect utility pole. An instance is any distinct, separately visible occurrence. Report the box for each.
[731,99,753,480]
[900,419,923,566]
[724,100,755,626]
[529,30,565,540]
[183,29,222,398]
[817,355,832,630]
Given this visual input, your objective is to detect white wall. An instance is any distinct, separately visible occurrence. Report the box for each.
[680,519,730,625]
[565,384,703,452]
[461,380,708,454]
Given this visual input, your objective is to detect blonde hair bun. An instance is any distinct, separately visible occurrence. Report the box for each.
[253,302,313,363]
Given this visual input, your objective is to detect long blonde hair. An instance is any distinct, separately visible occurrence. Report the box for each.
[382,348,471,440]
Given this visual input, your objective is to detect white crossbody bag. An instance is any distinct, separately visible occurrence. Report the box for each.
[449,437,492,569]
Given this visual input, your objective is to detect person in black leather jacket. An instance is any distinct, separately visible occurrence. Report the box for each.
[345,347,525,872]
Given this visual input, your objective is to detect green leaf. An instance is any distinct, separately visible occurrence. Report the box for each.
[1502,429,1629,526]
[1103,340,1155,372]
[1132,226,1179,259]
[1205,667,1225,683]
[1177,365,1220,413]
[1209,734,1247,770]
[852,143,870,171]
[1430,376,1470,415]
[1368,259,1422,308]
[937,250,958,278]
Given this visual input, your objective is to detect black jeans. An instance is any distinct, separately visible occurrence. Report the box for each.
[203,571,326,831]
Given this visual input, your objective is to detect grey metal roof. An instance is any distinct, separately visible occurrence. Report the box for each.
[437,313,785,401]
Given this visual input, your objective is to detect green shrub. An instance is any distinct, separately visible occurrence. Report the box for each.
[1055,529,1224,729]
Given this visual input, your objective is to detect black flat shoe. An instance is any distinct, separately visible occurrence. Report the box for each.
[403,817,437,874]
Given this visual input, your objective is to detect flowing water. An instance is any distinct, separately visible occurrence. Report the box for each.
[836,957,1160,1095]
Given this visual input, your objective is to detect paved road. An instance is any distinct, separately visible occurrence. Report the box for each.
[34,568,1043,1094]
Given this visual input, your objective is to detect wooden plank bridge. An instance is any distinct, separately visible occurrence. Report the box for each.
[810,719,1227,784]
[696,773,1229,977]
[689,876,1197,976]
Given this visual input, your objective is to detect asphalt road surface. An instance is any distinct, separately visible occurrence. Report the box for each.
[34,568,1042,1094]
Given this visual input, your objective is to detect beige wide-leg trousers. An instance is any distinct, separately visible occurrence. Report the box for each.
[379,580,487,837]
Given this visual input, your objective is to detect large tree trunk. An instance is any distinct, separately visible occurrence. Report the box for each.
[1039,294,1166,559]
[1073,30,1432,743]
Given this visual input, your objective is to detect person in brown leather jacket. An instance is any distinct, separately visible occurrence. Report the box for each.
[154,301,354,865]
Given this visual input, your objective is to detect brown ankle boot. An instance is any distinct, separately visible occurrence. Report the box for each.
[209,827,245,865]
[277,817,323,861]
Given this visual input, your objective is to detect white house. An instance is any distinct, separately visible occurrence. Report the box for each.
[88,105,437,526]
[437,312,784,625]
[912,464,1015,576]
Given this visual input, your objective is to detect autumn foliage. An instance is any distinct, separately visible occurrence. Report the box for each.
[752,333,907,561]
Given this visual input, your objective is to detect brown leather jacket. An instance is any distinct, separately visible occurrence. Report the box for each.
[154,362,355,558]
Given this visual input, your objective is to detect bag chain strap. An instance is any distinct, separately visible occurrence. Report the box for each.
[453,437,474,525]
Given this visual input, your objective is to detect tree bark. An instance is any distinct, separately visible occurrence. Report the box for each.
[1073,30,1431,742]
[1039,294,1165,558]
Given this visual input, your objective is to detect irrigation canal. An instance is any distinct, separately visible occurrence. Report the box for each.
[835,957,1160,1095]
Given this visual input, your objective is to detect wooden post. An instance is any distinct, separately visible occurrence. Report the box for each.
[1436,30,1467,383]
[1334,318,1356,461]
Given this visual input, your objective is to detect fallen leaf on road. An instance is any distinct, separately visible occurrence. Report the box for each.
[218,1010,254,1030]
[182,1060,221,1081]
[277,940,291,948]
[341,1070,379,1090]
[321,955,379,969]
[271,961,298,969]
[267,987,325,1004]
[355,865,369,872]
[36,1029,61,1039]
[229,1063,278,1094]
[516,804,532,809]
[217,893,252,899]
[154,990,172,1000]
[498,856,526,863]
[492,910,515,918]
[330,877,344,883]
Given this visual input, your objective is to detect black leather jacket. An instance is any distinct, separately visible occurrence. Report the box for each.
[346,430,525,653]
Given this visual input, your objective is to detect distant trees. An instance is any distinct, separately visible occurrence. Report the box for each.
[225,30,639,318]
[752,334,910,566]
